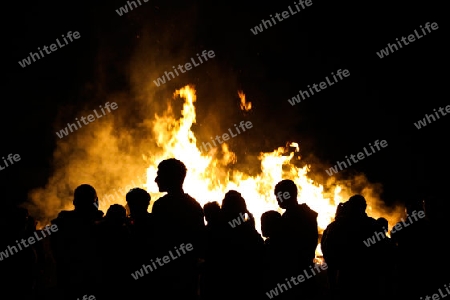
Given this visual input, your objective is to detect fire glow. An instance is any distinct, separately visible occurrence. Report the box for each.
[142,85,400,258]
[29,84,402,260]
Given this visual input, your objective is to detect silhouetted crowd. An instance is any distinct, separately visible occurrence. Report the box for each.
[1,158,449,300]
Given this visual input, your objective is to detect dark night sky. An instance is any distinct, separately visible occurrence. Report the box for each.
[2,0,448,211]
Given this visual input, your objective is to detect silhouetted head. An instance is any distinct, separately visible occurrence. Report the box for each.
[203,201,221,225]
[105,204,127,222]
[126,188,151,217]
[155,158,187,193]
[335,202,348,219]
[221,190,248,218]
[376,217,388,232]
[261,210,281,238]
[346,194,367,216]
[274,179,298,209]
[73,184,98,211]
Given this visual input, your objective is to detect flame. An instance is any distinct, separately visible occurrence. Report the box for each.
[238,90,252,111]
[142,85,399,259]
[29,83,402,259]
[314,244,324,264]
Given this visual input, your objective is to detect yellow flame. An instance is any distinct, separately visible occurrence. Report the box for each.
[289,142,300,152]
[33,84,401,258]
[238,90,251,111]
[141,85,401,259]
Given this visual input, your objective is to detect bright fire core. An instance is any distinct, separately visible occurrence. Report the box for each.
[29,84,401,260]
[130,85,399,259]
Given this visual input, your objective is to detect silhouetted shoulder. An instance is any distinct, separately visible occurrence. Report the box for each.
[185,194,204,211]
[54,210,74,220]
[53,209,103,221]
[299,203,318,217]
[153,193,203,215]
[365,216,378,226]
[283,203,318,222]
[51,210,74,226]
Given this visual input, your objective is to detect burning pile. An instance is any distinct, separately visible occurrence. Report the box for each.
[28,84,403,259]
[143,85,399,230]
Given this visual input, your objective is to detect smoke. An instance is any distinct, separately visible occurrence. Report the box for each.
[25,3,404,233]
[310,161,404,231]
[24,2,240,226]
[24,5,197,226]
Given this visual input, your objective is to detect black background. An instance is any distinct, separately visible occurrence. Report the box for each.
[2,0,448,214]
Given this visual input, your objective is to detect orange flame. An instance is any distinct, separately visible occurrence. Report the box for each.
[238,90,252,111]
[30,84,402,259]
[141,85,400,258]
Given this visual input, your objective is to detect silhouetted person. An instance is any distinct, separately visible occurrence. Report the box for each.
[373,217,396,300]
[0,205,38,299]
[212,190,264,300]
[335,202,348,219]
[50,184,104,300]
[203,201,221,227]
[95,204,131,300]
[152,158,205,300]
[391,199,438,299]
[322,202,348,260]
[261,210,284,297]
[321,202,348,300]
[423,192,450,292]
[274,179,319,300]
[126,188,154,255]
[424,192,450,282]
[321,194,379,300]
[261,210,282,242]
[124,188,156,300]
[200,201,222,300]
